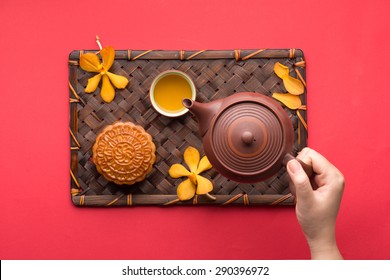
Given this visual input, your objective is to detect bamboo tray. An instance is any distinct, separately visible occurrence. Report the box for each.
[69,49,307,206]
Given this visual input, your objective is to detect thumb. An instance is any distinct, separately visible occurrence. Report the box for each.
[287,159,313,201]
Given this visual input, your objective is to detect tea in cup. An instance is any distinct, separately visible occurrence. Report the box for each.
[150,70,196,117]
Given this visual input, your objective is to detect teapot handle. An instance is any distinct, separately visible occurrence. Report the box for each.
[283,153,314,179]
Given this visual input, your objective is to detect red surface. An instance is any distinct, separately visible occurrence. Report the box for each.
[1,0,389,260]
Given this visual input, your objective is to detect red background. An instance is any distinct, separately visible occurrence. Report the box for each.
[1,0,389,259]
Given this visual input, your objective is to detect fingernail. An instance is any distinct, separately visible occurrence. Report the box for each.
[287,159,302,174]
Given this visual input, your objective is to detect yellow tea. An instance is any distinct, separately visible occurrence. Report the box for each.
[153,74,193,113]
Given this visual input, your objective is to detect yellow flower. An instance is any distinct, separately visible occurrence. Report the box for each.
[168,146,213,201]
[274,62,304,95]
[79,46,128,103]
[272,92,302,109]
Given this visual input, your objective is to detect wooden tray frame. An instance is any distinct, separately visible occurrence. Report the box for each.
[69,49,307,207]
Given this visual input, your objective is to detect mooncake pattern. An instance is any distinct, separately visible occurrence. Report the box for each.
[93,122,156,185]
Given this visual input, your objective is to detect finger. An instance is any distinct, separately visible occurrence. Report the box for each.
[287,159,314,201]
[288,177,296,196]
[297,148,344,190]
[297,148,336,178]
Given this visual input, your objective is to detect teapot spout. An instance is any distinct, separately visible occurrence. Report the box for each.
[183,98,222,137]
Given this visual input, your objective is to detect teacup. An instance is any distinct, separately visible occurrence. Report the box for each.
[150,70,196,117]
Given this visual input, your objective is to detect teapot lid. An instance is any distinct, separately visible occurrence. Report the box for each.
[206,97,294,183]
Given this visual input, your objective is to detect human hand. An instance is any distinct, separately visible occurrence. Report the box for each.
[286,148,345,260]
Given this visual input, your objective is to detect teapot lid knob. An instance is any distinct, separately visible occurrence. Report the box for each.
[241,131,254,145]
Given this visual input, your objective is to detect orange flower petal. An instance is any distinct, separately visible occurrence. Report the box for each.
[85,74,102,93]
[80,53,102,72]
[100,46,115,70]
[184,146,200,173]
[196,156,212,174]
[106,72,129,89]
[101,75,115,102]
[169,164,190,178]
[195,175,213,195]
[283,75,304,95]
[274,62,289,79]
[177,179,196,200]
[188,173,197,185]
[272,93,302,109]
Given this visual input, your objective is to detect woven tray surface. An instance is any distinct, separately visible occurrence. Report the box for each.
[69,49,307,206]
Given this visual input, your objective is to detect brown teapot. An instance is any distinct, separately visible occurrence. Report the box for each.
[183,92,312,183]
